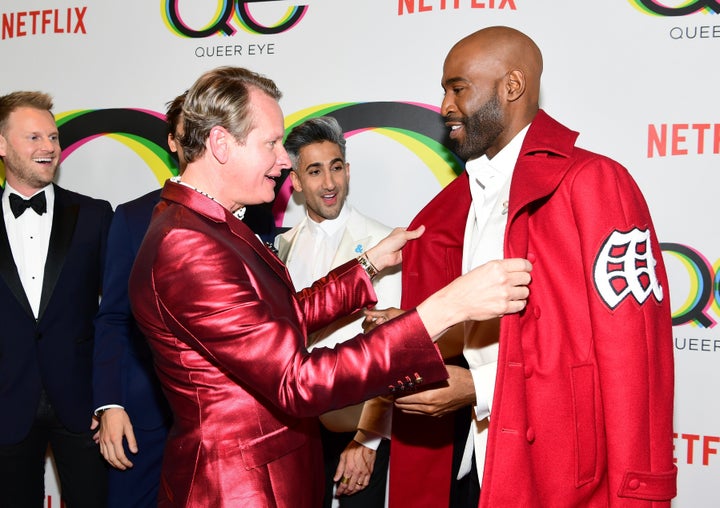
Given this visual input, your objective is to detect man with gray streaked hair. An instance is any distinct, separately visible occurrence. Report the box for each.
[276,116,398,507]
[284,116,346,169]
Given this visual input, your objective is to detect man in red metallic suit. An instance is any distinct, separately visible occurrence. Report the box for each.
[127,66,533,507]
[371,26,676,508]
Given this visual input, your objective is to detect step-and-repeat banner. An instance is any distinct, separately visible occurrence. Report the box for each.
[1,1,718,506]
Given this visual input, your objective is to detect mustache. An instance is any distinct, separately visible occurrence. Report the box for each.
[443,114,465,124]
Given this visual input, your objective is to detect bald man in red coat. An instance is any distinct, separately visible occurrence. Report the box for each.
[382,27,676,508]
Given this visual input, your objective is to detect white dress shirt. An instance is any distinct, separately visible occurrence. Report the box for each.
[284,204,350,291]
[458,125,530,482]
[2,183,55,319]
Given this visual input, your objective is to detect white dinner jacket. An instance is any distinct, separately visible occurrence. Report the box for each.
[276,206,400,437]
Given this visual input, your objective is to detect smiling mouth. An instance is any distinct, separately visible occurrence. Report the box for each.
[447,123,464,139]
[33,157,54,164]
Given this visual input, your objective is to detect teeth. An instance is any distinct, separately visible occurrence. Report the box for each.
[450,125,460,130]
[34,158,53,163]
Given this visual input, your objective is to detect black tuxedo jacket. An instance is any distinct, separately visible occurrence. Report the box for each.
[0,184,112,445]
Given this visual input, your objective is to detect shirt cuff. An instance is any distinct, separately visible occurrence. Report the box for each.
[94,404,124,416]
[354,429,384,451]
[469,361,497,421]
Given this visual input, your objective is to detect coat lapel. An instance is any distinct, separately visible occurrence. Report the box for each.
[0,197,34,318]
[331,210,370,269]
[228,217,295,292]
[507,110,580,219]
[39,185,78,320]
[162,181,296,294]
[276,218,306,264]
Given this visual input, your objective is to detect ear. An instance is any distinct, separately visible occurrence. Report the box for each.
[208,126,230,164]
[505,69,526,103]
[167,133,178,154]
[289,170,303,192]
[345,161,351,183]
[0,134,7,158]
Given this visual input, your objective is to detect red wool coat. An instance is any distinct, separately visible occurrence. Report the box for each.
[390,111,676,507]
[128,182,448,507]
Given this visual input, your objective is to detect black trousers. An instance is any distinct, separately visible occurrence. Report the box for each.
[448,405,481,508]
[320,425,390,508]
[0,390,108,508]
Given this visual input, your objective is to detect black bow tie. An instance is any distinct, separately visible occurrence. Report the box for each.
[9,192,47,218]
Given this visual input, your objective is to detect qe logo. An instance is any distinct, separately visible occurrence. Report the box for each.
[662,243,720,328]
[163,0,308,37]
[629,0,720,16]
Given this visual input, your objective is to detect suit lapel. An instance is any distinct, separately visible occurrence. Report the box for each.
[330,209,369,269]
[39,186,78,319]
[229,218,295,293]
[277,218,306,264]
[162,181,296,293]
[0,201,34,318]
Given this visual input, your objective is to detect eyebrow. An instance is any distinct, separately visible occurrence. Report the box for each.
[302,157,344,171]
[442,76,467,88]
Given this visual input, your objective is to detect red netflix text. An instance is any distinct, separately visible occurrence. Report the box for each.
[647,123,720,157]
[674,432,720,466]
[2,7,87,40]
[398,0,517,15]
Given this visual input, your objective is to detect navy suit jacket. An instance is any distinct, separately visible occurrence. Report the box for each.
[93,189,171,430]
[0,184,112,445]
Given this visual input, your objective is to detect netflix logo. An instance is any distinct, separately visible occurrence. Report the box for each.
[647,123,720,158]
[1,7,87,40]
[674,432,720,466]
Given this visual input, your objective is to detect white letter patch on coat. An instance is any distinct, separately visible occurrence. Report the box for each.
[593,228,664,309]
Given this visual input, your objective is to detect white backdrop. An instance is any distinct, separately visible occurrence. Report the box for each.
[1,1,718,506]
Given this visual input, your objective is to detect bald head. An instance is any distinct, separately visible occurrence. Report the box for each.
[440,26,543,160]
[450,26,542,105]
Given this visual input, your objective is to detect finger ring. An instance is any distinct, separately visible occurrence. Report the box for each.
[340,476,350,485]
[356,481,363,486]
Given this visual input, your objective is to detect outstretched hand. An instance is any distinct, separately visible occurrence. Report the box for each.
[416,258,532,339]
[363,225,425,273]
[448,258,532,321]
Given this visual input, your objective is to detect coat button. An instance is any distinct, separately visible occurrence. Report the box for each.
[524,365,533,378]
[526,427,535,443]
[527,252,537,264]
[533,306,541,319]
[628,479,641,490]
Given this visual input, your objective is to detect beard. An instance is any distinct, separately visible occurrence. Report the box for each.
[1,147,58,190]
[449,93,504,161]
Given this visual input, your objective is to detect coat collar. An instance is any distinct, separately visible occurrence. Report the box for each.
[160,181,292,291]
[506,110,580,219]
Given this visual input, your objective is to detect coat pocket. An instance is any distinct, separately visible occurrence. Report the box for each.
[571,363,597,486]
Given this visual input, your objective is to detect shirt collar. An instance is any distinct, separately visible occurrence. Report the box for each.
[306,202,351,238]
[170,175,246,220]
[465,124,531,182]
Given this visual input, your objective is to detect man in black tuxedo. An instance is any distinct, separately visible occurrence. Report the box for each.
[0,91,112,507]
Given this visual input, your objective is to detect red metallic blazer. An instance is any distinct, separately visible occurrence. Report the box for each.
[129,181,447,507]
